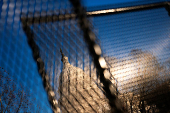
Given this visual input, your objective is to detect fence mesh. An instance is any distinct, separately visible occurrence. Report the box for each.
[89,2,170,113]
[0,0,170,113]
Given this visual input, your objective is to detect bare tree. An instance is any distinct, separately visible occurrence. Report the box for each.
[129,49,161,113]
[161,58,170,81]
[146,58,170,113]
[119,92,142,113]
[0,67,41,113]
[105,49,162,112]
[94,49,169,112]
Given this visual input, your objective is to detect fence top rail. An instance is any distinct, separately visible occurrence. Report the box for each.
[20,2,170,25]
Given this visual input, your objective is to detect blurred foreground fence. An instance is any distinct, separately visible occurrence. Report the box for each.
[0,0,170,112]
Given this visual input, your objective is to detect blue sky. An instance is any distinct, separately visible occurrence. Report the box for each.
[83,0,170,7]
[93,7,170,59]
[83,0,141,7]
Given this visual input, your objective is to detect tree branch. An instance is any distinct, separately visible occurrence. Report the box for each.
[0,96,4,113]
[4,86,16,113]
[16,91,24,113]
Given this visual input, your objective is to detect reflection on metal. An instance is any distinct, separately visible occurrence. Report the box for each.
[87,2,169,16]
[94,44,102,55]
[99,57,107,68]
[104,70,110,79]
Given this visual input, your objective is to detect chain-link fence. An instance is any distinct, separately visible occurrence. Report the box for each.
[88,1,170,113]
[0,0,170,113]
